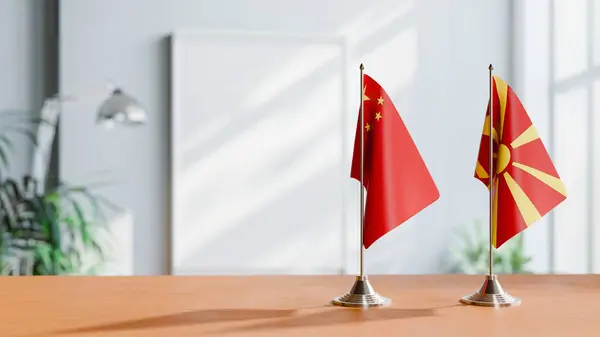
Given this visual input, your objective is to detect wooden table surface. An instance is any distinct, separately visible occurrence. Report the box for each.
[1,275,599,337]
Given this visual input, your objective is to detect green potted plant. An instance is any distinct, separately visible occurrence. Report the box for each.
[0,111,118,275]
[448,219,532,274]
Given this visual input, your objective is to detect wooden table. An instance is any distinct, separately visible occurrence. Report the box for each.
[1,275,598,336]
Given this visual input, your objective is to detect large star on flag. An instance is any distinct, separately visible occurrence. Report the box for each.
[474,75,567,248]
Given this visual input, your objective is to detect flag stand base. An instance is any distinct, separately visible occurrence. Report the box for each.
[460,274,521,307]
[331,275,391,308]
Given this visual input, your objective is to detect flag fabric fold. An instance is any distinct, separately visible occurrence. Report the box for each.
[351,74,439,249]
[474,75,567,248]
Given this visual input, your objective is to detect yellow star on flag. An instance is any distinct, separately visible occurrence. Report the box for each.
[375,112,382,121]
[377,97,384,105]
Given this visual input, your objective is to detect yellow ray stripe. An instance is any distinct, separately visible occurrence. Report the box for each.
[510,125,540,149]
[492,177,498,247]
[481,116,499,143]
[503,172,542,226]
[493,75,508,139]
[512,162,567,196]
[475,161,489,179]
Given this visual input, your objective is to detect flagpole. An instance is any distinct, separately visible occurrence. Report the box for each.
[488,64,494,277]
[459,64,520,307]
[359,63,365,277]
[331,63,390,308]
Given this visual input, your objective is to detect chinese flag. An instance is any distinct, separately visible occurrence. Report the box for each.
[351,74,439,249]
[475,75,567,248]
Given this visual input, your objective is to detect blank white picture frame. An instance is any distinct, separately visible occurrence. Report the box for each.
[170,30,354,275]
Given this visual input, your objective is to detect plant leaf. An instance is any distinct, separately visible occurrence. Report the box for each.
[35,244,53,272]
[2,127,38,146]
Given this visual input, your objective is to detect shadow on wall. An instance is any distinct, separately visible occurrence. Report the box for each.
[171,0,507,275]
[364,0,507,274]
[173,0,420,275]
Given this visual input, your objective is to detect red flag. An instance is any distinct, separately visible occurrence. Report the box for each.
[351,74,439,248]
[474,75,567,248]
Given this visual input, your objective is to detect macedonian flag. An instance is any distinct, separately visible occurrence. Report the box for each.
[475,75,566,248]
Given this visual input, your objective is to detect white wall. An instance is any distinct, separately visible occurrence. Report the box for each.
[59,0,511,275]
[0,0,48,178]
[516,0,600,274]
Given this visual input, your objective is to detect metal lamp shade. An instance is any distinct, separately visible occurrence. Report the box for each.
[96,88,147,127]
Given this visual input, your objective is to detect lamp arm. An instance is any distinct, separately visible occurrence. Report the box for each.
[30,99,61,193]
[31,82,117,191]
[50,82,117,104]
[30,84,145,189]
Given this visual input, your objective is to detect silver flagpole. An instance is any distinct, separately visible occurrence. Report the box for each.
[460,64,521,307]
[359,63,365,277]
[331,63,390,308]
[488,64,494,277]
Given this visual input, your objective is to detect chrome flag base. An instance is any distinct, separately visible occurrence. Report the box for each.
[460,274,521,307]
[331,275,391,308]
